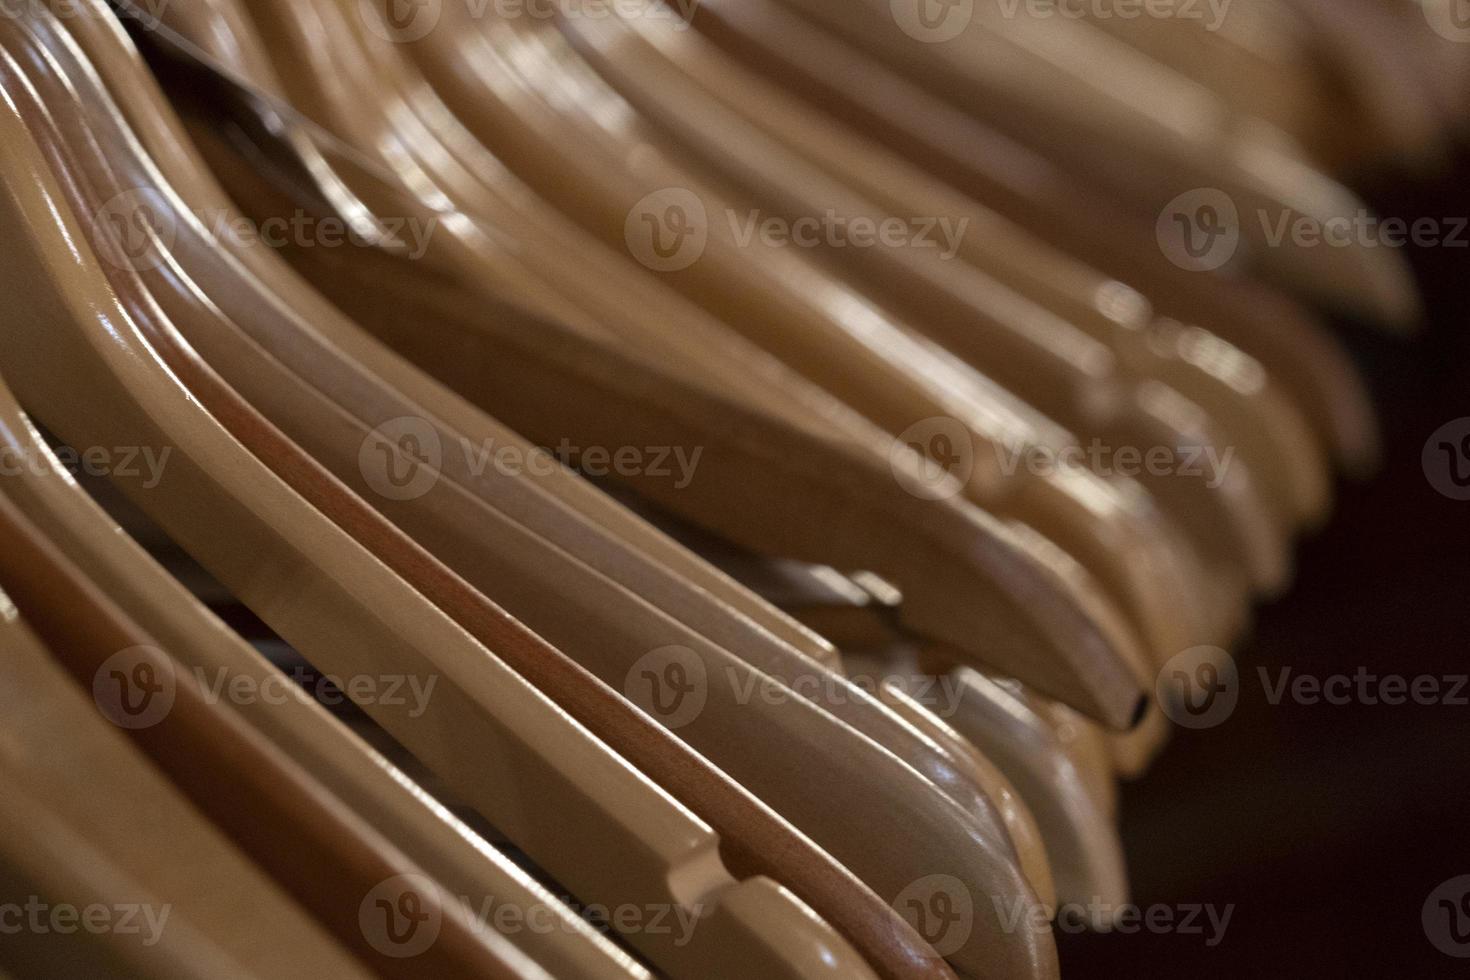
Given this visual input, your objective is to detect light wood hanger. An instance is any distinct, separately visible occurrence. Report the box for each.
[225,0,1189,673]
[296,0,1217,673]
[551,9,1330,651]
[0,777,247,979]
[876,684,1059,912]
[770,0,1422,326]
[0,610,338,980]
[941,669,1132,920]
[580,12,1339,522]
[689,0,1384,476]
[29,13,1063,977]
[0,73,881,980]
[139,12,1149,732]
[0,330,643,978]
[559,11,1330,544]
[0,483,534,978]
[88,0,1034,840]
[88,0,846,681]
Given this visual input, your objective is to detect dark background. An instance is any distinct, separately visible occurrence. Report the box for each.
[1060,154,1470,976]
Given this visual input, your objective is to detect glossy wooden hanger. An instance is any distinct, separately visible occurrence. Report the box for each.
[0,779,246,979]
[0,347,643,978]
[137,12,1148,732]
[941,669,1131,919]
[559,11,1330,542]
[769,0,1422,327]
[91,0,846,681]
[0,69,886,978]
[0,609,353,979]
[689,0,1383,474]
[39,13,1069,974]
[216,0,1203,670]
[0,482,539,978]
[83,0,1036,837]
[300,0,1227,670]
[29,15,1068,977]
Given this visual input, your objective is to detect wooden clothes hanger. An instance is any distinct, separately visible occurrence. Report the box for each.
[94,0,847,682]
[770,0,1422,327]
[285,0,1220,676]
[28,11,1064,975]
[0,69,884,979]
[88,0,1046,834]
[941,670,1132,919]
[550,9,1330,645]
[557,11,1331,543]
[140,8,1150,733]
[0,608,345,980]
[0,776,247,979]
[0,319,641,978]
[687,0,1384,478]
[0,482,529,978]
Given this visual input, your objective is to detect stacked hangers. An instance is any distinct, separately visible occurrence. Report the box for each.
[0,0,1432,977]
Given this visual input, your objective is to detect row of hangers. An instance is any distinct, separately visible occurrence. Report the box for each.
[0,0,1448,977]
